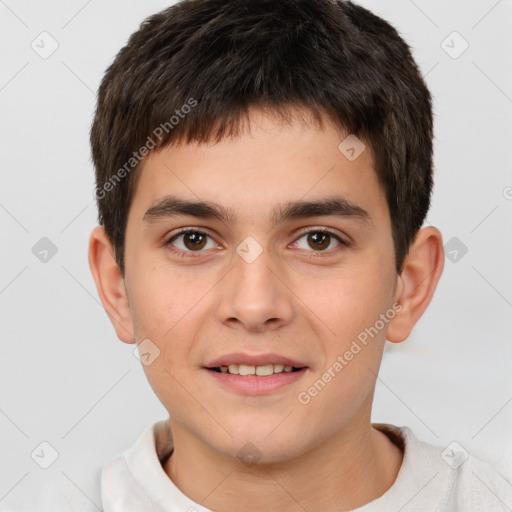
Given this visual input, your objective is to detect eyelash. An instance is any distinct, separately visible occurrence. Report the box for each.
[165,227,348,259]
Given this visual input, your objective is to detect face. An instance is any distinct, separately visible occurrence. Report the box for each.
[122,108,400,462]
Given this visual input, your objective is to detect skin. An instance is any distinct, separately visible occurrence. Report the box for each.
[89,107,444,511]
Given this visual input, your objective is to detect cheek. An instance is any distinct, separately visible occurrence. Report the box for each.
[127,270,201,397]
[129,261,212,337]
[130,270,206,417]
[300,265,392,343]
[294,266,391,399]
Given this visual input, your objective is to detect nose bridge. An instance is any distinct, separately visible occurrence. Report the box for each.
[215,236,293,330]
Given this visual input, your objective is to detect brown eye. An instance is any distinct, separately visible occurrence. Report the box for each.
[167,229,215,253]
[182,232,207,251]
[295,229,343,252]
[307,232,331,250]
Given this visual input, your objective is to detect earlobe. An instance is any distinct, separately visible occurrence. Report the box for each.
[88,226,136,344]
[386,227,445,343]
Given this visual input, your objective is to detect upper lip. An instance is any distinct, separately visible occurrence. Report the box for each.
[205,352,308,368]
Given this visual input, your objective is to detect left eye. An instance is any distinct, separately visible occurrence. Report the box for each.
[294,230,343,252]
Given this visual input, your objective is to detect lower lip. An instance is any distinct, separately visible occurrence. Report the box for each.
[204,368,308,395]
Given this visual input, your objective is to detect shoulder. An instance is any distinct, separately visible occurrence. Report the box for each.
[448,451,512,511]
[374,423,512,512]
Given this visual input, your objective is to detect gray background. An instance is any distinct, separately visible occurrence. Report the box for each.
[1,0,511,509]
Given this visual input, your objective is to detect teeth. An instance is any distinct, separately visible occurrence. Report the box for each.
[239,364,255,376]
[218,363,300,376]
[256,364,273,376]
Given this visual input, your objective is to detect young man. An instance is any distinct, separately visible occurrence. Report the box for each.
[83,0,511,510]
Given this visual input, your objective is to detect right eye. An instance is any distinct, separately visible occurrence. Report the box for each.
[166,228,218,257]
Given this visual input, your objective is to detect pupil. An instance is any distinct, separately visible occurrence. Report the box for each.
[309,232,329,250]
[185,232,206,250]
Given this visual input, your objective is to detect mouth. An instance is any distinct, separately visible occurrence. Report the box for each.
[203,354,309,395]
[207,364,305,376]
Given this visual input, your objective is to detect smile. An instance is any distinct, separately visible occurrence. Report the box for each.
[205,365,308,395]
[209,363,304,376]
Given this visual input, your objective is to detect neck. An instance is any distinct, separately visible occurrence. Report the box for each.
[163,416,403,511]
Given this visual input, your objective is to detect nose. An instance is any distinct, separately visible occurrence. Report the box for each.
[215,243,294,333]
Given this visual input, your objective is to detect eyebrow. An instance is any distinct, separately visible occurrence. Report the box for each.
[143,194,372,227]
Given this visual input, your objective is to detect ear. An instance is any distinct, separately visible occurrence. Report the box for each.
[88,226,135,344]
[386,226,444,343]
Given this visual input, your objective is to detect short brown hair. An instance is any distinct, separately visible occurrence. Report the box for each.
[90,0,434,275]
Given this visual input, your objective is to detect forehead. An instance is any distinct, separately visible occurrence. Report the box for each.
[129,108,388,227]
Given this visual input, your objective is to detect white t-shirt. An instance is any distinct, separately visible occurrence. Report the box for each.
[28,420,512,511]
